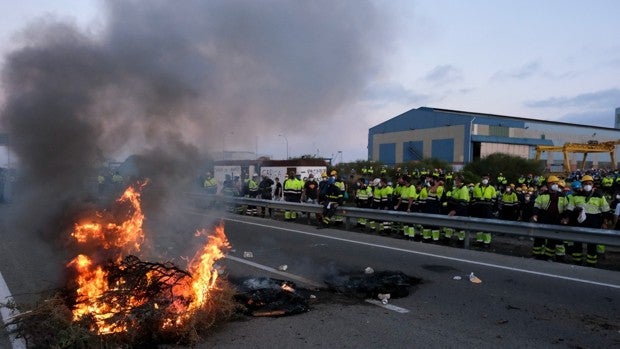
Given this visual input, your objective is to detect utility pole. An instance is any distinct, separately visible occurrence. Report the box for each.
[278,134,289,159]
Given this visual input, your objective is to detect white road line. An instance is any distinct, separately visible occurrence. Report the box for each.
[365,299,410,313]
[0,271,27,349]
[225,255,324,289]
[221,217,620,290]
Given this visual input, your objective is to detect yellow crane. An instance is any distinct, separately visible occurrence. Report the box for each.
[535,140,620,173]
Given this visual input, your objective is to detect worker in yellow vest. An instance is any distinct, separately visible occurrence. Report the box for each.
[446,174,470,243]
[530,175,570,260]
[394,175,418,238]
[499,184,519,221]
[355,178,372,229]
[566,175,610,266]
[203,172,218,194]
[471,174,496,246]
[283,171,302,220]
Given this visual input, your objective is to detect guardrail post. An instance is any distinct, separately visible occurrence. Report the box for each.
[345,216,351,230]
[464,231,471,249]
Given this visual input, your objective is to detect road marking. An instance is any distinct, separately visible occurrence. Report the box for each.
[221,217,620,290]
[225,255,324,289]
[365,299,410,313]
[0,271,27,349]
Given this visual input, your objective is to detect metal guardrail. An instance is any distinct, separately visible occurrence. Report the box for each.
[192,193,620,247]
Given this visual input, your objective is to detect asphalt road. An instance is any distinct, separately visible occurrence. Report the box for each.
[188,211,620,348]
[0,204,619,348]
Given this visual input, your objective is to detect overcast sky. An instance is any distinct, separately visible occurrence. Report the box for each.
[1,0,619,166]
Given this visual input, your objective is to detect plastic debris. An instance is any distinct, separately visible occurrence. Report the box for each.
[310,294,317,299]
[243,251,254,258]
[278,265,288,271]
[452,276,462,280]
[378,293,391,304]
[469,272,482,284]
[364,267,374,274]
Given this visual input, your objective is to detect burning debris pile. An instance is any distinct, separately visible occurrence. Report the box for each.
[234,277,311,317]
[70,255,205,336]
[3,183,238,348]
[1,182,421,347]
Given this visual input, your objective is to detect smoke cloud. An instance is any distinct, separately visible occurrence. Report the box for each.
[0,1,392,239]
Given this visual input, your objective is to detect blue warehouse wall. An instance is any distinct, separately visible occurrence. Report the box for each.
[431,138,454,162]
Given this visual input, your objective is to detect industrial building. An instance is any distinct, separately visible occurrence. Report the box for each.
[368,107,620,171]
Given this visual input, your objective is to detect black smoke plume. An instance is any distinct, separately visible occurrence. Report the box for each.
[0,1,391,240]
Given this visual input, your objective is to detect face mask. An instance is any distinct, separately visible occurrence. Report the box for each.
[550,184,559,192]
[583,184,593,192]
[616,195,620,200]
[525,195,530,201]
[505,188,511,192]
[482,179,489,185]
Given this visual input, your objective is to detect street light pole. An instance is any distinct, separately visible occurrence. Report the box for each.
[278,134,289,159]
[468,116,476,163]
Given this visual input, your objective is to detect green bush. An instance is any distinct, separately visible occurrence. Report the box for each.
[463,153,544,184]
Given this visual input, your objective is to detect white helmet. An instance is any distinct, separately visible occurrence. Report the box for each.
[372,178,381,186]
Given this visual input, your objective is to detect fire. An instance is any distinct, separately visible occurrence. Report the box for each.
[67,181,230,335]
[182,226,229,310]
[71,182,147,255]
[67,254,125,334]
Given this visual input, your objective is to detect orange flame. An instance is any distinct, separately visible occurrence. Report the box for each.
[180,225,230,310]
[67,254,128,334]
[68,181,230,335]
[71,182,147,256]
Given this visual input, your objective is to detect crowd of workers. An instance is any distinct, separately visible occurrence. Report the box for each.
[205,168,618,268]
